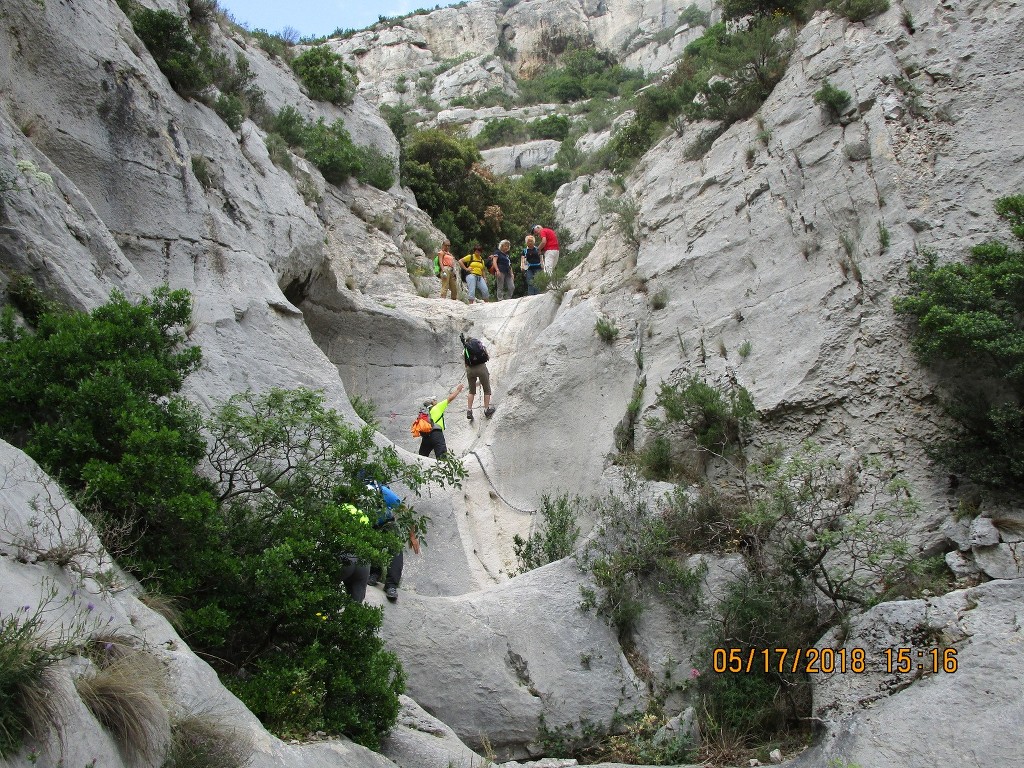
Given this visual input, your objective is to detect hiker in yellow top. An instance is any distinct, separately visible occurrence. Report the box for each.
[460,245,490,304]
[339,503,371,602]
[418,381,464,458]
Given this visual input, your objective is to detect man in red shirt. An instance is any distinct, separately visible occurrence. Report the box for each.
[532,224,560,275]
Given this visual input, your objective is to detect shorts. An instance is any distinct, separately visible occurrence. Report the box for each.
[466,363,491,396]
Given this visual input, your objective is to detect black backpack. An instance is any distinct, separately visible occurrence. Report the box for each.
[463,336,489,366]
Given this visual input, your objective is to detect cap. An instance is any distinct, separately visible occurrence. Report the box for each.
[423,396,438,409]
[531,224,541,231]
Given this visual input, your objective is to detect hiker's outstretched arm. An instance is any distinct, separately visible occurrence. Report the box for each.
[448,382,465,402]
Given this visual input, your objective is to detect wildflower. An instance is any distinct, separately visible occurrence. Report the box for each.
[104,643,113,652]
[87,602,95,612]
[690,668,701,679]
[22,605,31,612]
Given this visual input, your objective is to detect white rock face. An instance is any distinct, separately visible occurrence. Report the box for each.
[432,55,520,106]
[795,580,1024,768]
[480,139,562,174]
[403,0,503,61]
[554,170,615,249]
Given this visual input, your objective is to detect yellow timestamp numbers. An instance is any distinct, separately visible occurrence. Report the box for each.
[711,647,958,674]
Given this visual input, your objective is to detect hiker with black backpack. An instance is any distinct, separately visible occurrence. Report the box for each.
[461,332,494,421]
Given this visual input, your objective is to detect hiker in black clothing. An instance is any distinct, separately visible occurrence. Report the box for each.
[339,503,372,602]
[462,333,494,421]
[521,234,543,295]
[366,480,404,602]
[490,239,515,300]
[418,382,465,458]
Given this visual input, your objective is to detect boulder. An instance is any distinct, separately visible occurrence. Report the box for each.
[480,139,562,175]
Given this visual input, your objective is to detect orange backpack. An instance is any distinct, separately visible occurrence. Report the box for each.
[411,411,434,437]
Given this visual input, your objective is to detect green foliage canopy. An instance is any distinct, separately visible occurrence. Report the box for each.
[401,128,554,256]
[894,194,1024,488]
[291,45,357,105]
[0,290,463,748]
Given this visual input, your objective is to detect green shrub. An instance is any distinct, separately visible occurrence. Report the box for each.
[512,494,581,574]
[528,114,571,141]
[680,3,712,26]
[521,167,571,196]
[894,194,1024,489]
[191,155,214,188]
[130,9,211,97]
[213,93,245,130]
[813,79,851,121]
[475,117,528,149]
[654,375,755,455]
[519,48,646,105]
[251,29,291,59]
[595,316,619,342]
[264,133,293,171]
[576,473,705,641]
[379,103,417,145]
[302,118,362,184]
[696,570,822,743]
[0,288,211,580]
[355,145,396,190]
[4,275,54,326]
[273,105,308,147]
[0,602,75,757]
[186,0,219,28]
[401,128,554,258]
[828,0,890,21]
[722,0,805,19]
[350,393,379,428]
[291,45,357,105]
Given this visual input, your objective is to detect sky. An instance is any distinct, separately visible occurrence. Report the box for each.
[217,0,465,39]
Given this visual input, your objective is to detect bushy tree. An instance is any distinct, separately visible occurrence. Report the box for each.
[0,289,213,579]
[512,493,581,574]
[520,48,646,104]
[291,45,357,105]
[302,118,362,184]
[894,194,1024,489]
[130,9,211,96]
[401,128,554,256]
[196,387,463,746]
[0,291,465,748]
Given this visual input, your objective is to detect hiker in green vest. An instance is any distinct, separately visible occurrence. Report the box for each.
[418,382,464,458]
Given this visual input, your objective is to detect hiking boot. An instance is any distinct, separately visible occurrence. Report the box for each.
[467,409,474,421]
[366,574,379,587]
[385,586,398,602]
[484,406,496,418]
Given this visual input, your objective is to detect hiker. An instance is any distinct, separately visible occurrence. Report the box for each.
[366,480,404,602]
[490,239,515,300]
[460,245,490,304]
[437,240,459,300]
[418,381,465,458]
[532,224,560,275]
[521,235,543,295]
[339,503,372,602]
[461,332,494,421]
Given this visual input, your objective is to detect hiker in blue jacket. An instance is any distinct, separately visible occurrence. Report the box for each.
[366,480,405,602]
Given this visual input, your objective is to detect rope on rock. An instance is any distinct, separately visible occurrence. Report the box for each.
[463,449,537,515]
